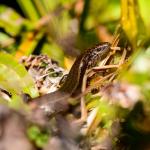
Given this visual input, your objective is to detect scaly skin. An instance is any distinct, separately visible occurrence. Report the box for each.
[30,42,111,115]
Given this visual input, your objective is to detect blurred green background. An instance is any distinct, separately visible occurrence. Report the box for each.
[0,0,149,66]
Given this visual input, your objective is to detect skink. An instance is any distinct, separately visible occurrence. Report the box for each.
[30,42,111,115]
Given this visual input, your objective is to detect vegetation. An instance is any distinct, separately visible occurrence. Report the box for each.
[0,0,150,149]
